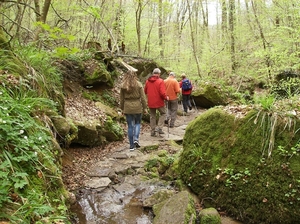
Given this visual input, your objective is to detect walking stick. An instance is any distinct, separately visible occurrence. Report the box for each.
[191,96,198,112]
[180,94,185,122]
[166,100,169,138]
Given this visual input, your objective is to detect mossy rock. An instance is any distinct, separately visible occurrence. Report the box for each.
[153,190,196,224]
[192,83,227,108]
[83,58,114,87]
[178,107,300,223]
[199,207,221,224]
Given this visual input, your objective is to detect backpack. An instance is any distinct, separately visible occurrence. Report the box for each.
[182,79,192,91]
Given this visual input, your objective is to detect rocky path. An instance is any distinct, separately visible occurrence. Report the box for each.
[63,107,241,224]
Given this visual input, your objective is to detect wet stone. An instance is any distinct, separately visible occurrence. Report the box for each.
[111,152,129,159]
[85,177,111,189]
[86,167,111,177]
[113,182,136,195]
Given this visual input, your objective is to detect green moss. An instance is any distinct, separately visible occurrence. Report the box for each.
[199,207,221,224]
[178,108,300,223]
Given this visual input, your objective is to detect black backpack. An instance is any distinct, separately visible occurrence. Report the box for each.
[182,79,192,91]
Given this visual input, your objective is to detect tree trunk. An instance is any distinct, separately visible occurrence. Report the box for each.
[229,0,236,73]
[158,0,163,58]
[187,0,201,78]
[136,0,142,57]
[250,0,271,79]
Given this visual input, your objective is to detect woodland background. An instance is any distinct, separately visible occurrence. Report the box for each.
[0,0,300,223]
[2,0,300,80]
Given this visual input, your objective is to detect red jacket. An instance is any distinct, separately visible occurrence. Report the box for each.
[179,79,193,95]
[144,75,167,108]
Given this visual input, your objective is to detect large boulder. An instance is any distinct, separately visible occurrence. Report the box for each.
[152,190,196,224]
[178,107,300,223]
[192,83,227,108]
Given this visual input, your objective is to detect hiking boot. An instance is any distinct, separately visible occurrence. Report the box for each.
[157,129,165,134]
[164,120,169,125]
[134,140,140,148]
[189,106,192,110]
[130,148,135,151]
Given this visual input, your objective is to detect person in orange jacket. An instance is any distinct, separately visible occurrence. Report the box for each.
[164,72,180,128]
[144,68,169,136]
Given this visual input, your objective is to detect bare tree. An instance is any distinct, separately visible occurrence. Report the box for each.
[250,0,271,78]
[34,0,51,23]
[158,0,163,58]
[229,0,236,73]
[135,0,149,56]
[187,0,201,78]
[175,1,188,61]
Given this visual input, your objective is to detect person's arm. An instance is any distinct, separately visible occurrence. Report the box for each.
[120,89,124,111]
[144,81,148,94]
[175,81,181,94]
[159,79,168,100]
[140,84,148,114]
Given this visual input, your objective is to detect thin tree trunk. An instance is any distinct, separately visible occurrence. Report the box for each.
[229,0,236,73]
[187,0,201,78]
[221,0,227,40]
[158,0,163,58]
[136,0,142,56]
[250,0,271,79]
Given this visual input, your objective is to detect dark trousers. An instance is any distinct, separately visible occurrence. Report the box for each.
[166,99,178,126]
[182,94,192,112]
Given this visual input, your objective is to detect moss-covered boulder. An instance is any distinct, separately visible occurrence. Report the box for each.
[178,107,300,223]
[83,58,114,87]
[51,115,71,137]
[143,189,175,207]
[192,83,227,108]
[199,207,221,224]
[153,190,196,224]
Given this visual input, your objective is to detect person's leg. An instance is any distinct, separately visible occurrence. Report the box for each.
[149,108,157,136]
[169,99,178,127]
[125,114,134,149]
[133,113,142,147]
[157,106,166,132]
[187,94,192,110]
[182,94,188,112]
[165,101,170,124]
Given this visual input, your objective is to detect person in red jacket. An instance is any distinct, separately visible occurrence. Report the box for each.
[179,73,193,113]
[144,68,169,136]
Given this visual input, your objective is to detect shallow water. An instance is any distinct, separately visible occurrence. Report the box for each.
[70,180,170,224]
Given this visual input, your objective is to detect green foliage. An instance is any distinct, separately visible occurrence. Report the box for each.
[271,78,300,99]
[254,93,276,111]
[0,87,69,222]
[101,89,118,106]
[104,116,124,140]
[34,22,80,58]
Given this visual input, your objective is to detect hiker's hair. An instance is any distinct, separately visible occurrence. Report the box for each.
[181,73,186,79]
[122,70,139,91]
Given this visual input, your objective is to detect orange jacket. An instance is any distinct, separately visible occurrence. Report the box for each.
[164,76,180,100]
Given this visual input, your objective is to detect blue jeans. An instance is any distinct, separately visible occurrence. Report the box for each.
[125,114,142,148]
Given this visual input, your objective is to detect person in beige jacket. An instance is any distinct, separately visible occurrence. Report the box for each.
[164,72,180,128]
[120,70,147,151]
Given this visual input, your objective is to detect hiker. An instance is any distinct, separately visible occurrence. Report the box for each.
[144,68,169,136]
[120,70,148,151]
[179,73,193,113]
[164,72,180,128]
